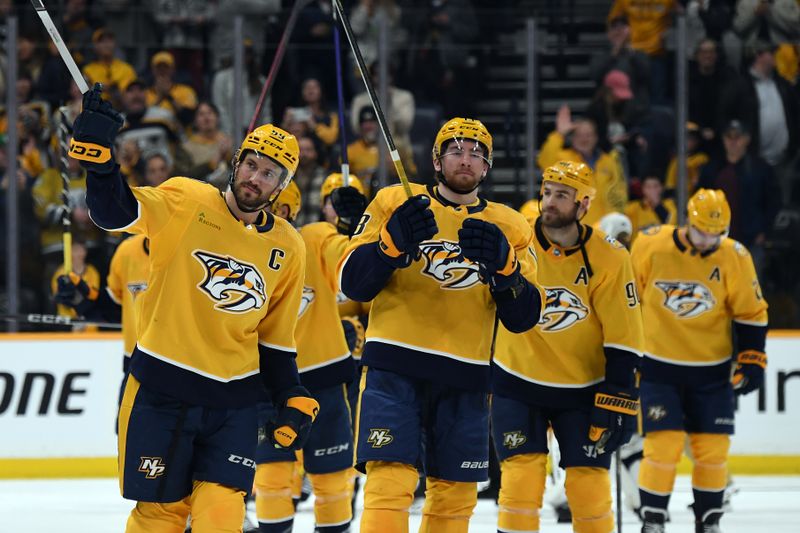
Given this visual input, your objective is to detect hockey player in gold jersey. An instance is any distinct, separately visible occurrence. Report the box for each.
[254,178,368,533]
[338,117,544,533]
[69,84,318,533]
[492,160,645,533]
[632,189,768,533]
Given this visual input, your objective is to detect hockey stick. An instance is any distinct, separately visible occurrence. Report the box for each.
[1,313,121,329]
[30,0,88,94]
[247,0,310,133]
[331,0,412,198]
[331,1,349,185]
[616,449,623,532]
[57,106,72,273]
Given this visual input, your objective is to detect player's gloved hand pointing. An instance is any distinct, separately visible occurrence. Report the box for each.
[732,350,767,396]
[458,218,519,287]
[260,386,320,451]
[588,382,638,455]
[71,83,124,174]
[378,195,438,267]
[330,186,368,236]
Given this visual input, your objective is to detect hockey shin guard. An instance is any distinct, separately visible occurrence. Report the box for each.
[254,462,295,532]
[565,467,613,533]
[309,470,353,532]
[639,430,685,520]
[689,433,729,524]
[360,461,418,533]
[188,481,246,533]
[419,477,477,533]
[497,453,546,532]
[126,497,190,533]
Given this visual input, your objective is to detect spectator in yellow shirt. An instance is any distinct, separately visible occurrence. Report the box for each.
[537,104,628,226]
[347,107,380,187]
[146,51,198,128]
[50,237,101,321]
[82,28,137,108]
[625,173,676,242]
[665,122,709,197]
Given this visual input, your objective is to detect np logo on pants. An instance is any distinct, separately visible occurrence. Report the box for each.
[367,428,394,448]
[138,457,166,479]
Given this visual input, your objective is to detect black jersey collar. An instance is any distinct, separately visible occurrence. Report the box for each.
[534,217,592,257]
[673,227,717,257]
[428,184,487,214]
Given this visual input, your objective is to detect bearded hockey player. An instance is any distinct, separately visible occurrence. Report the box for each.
[632,189,768,533]
[491,160,644,533]
[338,117,543,533]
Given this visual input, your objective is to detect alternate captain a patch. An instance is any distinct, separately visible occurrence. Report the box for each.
[655,280,715,318]
[418,239,481,289]
[193,250,267,313]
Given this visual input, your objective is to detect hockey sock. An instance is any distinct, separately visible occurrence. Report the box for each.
[126,497,190,533]
[497,453,546,532]
[639,430,685,517]
[419,477,477,533]
[565,467,613,533]
[360,461,418,533]
[189,481,246,532]
[254,462,295,531]
[309,470,352,531]
[689,433,729,524]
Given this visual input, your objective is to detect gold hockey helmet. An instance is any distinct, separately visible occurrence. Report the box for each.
[687,188,731,235]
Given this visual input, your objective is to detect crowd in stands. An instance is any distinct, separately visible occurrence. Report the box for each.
[1,0,799,326]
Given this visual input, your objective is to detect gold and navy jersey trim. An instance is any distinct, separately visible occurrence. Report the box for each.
[641,355,731,387]
[366,337,491,366]
[258,340,296,353]
[88,200,143,233]
[491,362,597,409]
[362,339,491,392]
[298,352,357,392]
[137,344,260,381]
[733,318,769,327]
[428,184,488,214]
[493,358,604,389]
[643,351,731,368]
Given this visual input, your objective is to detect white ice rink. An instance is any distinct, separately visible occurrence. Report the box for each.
[0,475,798,532]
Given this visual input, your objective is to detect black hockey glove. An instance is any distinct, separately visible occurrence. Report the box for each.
[732,350,767,396]
[54,273,98,308]
[588,382,639,455]
[330,186,368,236]
[71,83,124,174]
[260,385,319,451]
[458,218,518,285]
[341,316,365,356]
[378,195,438,267]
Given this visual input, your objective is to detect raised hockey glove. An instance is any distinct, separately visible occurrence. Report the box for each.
[54,272,99,308]
[732,350,767,396]
[341,316,366,356]
[260,386,320,451]
[378,195,438,267]
[588,382,639,455]
[71,83,124,174]
[458,218,518,284]
[330,186,368,236]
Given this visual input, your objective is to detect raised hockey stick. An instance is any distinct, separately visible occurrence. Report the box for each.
[30,0,88,94]
[1,313,121,329]
[57,107,72,273]
[331,0,412,198]
[247,0,311,133]
[331,1,349,185]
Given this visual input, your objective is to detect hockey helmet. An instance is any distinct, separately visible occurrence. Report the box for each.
[541,160,596,203]
[273,180,302,222]
[687,188,731,235]
[432,117,493,167]
[320,173,366,206]
[236,124,300,179]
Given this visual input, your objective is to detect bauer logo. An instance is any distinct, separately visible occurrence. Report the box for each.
[138,457,166,479]
[655,280,715,318]
[193,250,267,313]
[418,240,481,289]
[538,287,590,332]
[460,461,489,469]
[502,431,527,449]
[367,428,394,448]
[298,286,315,317]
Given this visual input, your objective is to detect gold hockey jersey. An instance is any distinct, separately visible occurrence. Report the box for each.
[631,225,768,368]
[106,234,150,357]
[338,183,543,391]
[296,222,355,390]
[106,177,306,406]
[493,219,644,406]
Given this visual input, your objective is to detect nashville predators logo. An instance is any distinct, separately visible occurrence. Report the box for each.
[138,457,166,479]
[538,287,590,331]
[193,250,267,313]
[298,286,315,317]
[503,431,527,450]
[367,428,394,448]
[418,240,481,289]
[655,280,715,318]
[647,405,667,422]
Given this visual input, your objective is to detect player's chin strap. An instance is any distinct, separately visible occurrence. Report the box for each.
[435,138,490,194]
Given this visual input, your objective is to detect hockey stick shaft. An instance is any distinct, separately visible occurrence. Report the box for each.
[1,313,121,329]
[616,449,623,532]
[331,3,349,185]
[331,0,412,198]
[30,0,89,94]
[248,0,309,133]
[58,106,72,273]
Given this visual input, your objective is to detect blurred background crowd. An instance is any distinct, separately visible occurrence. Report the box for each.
[1,0,800,328]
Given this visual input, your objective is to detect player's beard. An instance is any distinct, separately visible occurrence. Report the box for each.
[232,175,274,213]
[441,169,483,194]
[541,203,579,228]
